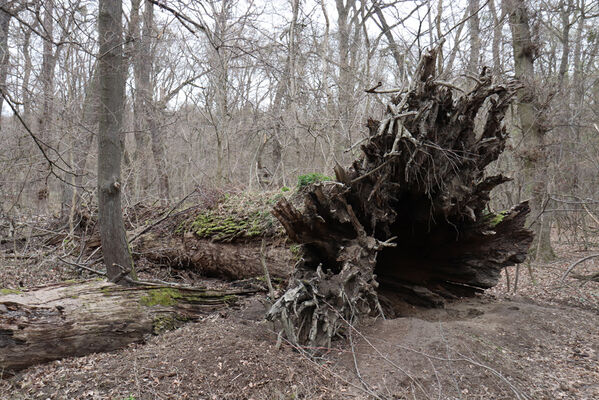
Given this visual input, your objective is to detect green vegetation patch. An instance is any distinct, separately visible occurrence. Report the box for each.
[152,314,190,334]
[177,191,288,241]
[482,209,509,227]
[489,211,509,227]
[139,288,181,307]
[190,211,269,241]
[139,288,238,308]
[0,288,22,295]
[297,172,332,188]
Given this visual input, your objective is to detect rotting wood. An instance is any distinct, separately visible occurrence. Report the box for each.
[267,46,534,349]
[0,279,257,372]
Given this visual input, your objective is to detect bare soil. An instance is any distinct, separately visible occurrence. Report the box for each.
[1,246,597,399]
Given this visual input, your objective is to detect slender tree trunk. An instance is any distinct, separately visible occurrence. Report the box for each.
[336,0,352,147]
[21,26,33,121]
[0,3,11,130]
[374,3,404,74]
[132,0,150,195]
[489,0,503,77]
[558,0,571,87]
[468,0,481,73]
[148,107,170,203]
[506,0,554,260]
[98,0,134,282]
[37,0,57,213]
[442,6,469,77]
[67,67,99,229]
[436,0,444,75]
[142,0,169,203]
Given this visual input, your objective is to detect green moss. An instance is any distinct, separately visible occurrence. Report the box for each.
[175,190,289,240]
[152,314,189,334]
[489,211,508,227]
[0,288,22,295]
[101,286,116,295]
[139,288,180,307]
[139,288,237,307]
[297,172,332,187]
[185,210,274,241]
[289,244,302,261]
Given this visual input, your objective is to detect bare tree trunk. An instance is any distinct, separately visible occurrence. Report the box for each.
[142,0,169,203]
[67,67,99,228]
[336,0,352,147]
[131,0,150,195]
[506,0,554,260]
[268,0,300,187]
[148,106,170,203]
[21,25,33,121]
[98,0,134,282]
[558,0,572,87]
[489,0,503,77]
[374,3,404,74]
[40,0,57,201]
[468,0,481,73]
[0,2,11,130]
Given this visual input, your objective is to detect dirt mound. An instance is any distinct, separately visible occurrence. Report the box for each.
[332,296,598,399]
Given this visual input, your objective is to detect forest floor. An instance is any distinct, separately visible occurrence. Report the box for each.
[0,240,598,399]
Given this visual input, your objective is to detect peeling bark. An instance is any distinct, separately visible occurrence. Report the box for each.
[0,280,252,372]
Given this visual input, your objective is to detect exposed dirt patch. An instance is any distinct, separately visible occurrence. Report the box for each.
[332,296,598,399]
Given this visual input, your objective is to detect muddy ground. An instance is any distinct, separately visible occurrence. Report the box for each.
[1,245,597,399]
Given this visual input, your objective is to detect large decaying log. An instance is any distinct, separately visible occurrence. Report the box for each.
[267,48,534,348]
[0,280,253,372]
[135,233,292,280]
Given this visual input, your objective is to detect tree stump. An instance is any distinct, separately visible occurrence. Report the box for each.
[267,47,533,348]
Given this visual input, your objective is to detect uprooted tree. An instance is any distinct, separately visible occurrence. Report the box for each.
[267,47,534,348]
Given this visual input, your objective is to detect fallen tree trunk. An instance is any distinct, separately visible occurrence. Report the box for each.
[267,48,534,348]
[135,232,292,280]
[79,192,295,281]
[0,280,254,372]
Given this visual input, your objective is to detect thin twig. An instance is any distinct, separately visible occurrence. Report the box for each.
[260,239,276,300]
[128,189,197,244]
[561,253,599,283]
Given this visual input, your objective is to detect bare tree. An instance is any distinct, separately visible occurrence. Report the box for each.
[506,0,554,260]
[97,0,133,282]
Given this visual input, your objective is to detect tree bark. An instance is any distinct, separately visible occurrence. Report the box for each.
[0,2,11,130]
[468,0,481,73]
[267,47,533,348]
[506,0,554,260]
[488,0,504,77]
[38,0,56,213]
[97,0,134,282]
[134,233,293,281]
[0,280,253,372]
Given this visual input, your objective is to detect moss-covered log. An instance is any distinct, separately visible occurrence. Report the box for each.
[80,191,295,281]
[267,47,534,348]
[0,280,252,372]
